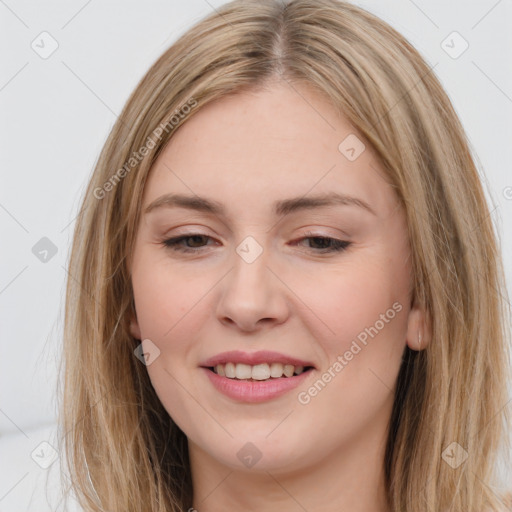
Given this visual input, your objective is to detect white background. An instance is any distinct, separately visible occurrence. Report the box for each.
[1,0,511,510]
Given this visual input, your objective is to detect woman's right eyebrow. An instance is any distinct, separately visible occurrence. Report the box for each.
[144,192,376,217]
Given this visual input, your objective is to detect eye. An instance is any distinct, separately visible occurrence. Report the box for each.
[293,231,351,253]
[161,233,214,253]
[161,231,351,254]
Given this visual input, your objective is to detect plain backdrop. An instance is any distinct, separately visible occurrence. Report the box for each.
[1,0,511,510]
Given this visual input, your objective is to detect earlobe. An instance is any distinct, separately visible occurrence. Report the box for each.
[406,304,431,351]
[129,315,142,340]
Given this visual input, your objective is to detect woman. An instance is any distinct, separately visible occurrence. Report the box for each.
[58,0,512,510]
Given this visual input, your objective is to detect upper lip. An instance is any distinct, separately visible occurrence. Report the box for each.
[200,350,315,368]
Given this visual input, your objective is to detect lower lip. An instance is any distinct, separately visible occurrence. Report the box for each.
[201,367,313,403]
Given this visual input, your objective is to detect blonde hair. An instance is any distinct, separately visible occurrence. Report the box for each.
[57,0,512,510]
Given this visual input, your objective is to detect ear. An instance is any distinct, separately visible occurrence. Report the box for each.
[405,301,431,351]
[129,312,142,340]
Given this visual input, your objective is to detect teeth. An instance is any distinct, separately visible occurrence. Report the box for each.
[270,362,283,378]
[235,363,252,379]
[283,364,294,377]
[225,362,236,378]
[213,362,308,380]
[252,363,270,380]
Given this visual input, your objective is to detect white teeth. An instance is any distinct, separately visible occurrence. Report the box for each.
[235,363,252,379]
[251,363,270,380]
[283,364,295,377]
[270,362,283,378]
[224,362,236,378]
[213,362,309,380]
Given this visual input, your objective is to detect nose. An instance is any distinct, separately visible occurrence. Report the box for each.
[215,245,290,333]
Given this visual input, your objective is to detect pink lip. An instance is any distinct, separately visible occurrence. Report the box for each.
[200,350,315,368]
[201,367,313,403]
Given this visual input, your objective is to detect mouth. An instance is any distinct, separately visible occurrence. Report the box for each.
[201,363,315,403]
[199,350,317,402]
[205,362,315,381]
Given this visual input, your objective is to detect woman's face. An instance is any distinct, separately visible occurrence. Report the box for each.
[129,80,421,475]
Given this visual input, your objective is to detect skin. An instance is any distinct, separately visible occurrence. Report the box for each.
[129,78,430,512]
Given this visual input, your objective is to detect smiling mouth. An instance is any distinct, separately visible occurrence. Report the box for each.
[207,362,315,381]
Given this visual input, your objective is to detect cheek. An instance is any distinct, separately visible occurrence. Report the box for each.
[130,259,212,427]
[131,253,211,341]
[293,256,409,357]
[291,262,408,438]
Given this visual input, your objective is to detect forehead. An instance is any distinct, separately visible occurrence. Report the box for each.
[142,82,396,218]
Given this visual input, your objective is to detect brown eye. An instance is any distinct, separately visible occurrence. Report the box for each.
[161,234,213,253]
[295,232,351,253]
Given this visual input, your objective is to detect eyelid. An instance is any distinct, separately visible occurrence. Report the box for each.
[160,230,352,255]
[160,227,349,243]
[299,229,349,239]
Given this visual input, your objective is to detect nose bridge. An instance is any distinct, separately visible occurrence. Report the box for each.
[230,234,272,301]
[215,234,289,330]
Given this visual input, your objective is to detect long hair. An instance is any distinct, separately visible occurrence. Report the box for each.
[57,0,512,510]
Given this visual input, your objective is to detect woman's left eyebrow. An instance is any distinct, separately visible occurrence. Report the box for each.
[144,192,376,217]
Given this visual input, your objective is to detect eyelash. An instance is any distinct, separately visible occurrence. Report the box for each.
[160,231,351,254]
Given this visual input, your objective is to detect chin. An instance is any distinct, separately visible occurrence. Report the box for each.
[195,432,310,474]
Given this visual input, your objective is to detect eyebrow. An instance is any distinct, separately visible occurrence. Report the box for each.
[144,192,376,217]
